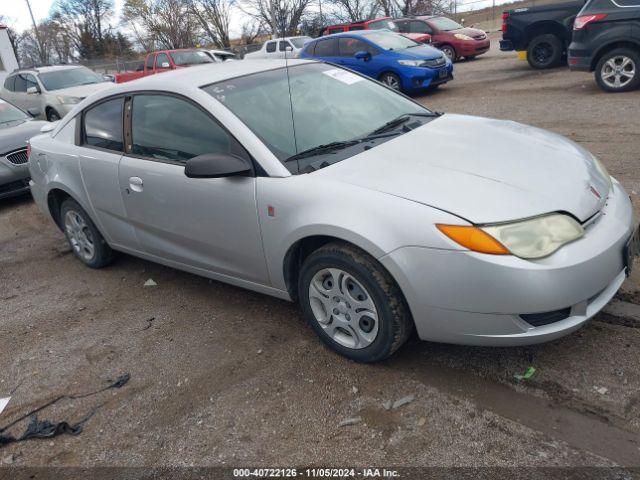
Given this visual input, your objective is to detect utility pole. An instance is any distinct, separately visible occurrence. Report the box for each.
[25,0,46,64]
[269,0,278,39]
[318,0,323,28]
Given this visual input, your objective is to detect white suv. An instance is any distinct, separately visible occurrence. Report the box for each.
[0,65,113,121]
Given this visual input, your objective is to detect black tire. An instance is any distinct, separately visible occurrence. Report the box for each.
[465,55,477,61]
[60,198,115,268]
[46,108,61,122]
[440,45,456,61]
[298,242,413,363]
[595,48,640,93]
[527,34,563,69]
[379,72,402,91]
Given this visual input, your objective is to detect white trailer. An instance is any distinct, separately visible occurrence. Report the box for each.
[0,25,19,86]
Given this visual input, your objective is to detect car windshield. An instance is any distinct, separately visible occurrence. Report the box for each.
[360,31,419,50]
[171,50,214,66]
[367,19,399,32]
[290,37,312,48]
[429,16,463,31]
[203,63,433,173]
[38,67,104,91]
[0,99,28,125]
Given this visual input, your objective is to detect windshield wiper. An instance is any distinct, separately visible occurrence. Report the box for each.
[285,140,360,162]
[368,112,442,136]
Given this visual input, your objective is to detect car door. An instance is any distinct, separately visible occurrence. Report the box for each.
[155,52,172,72]
[336,37,378,75]
[1,75,16,104]
[312,37,339,64]
[117,92,269,284]
[78,96,140,249]
[11,73,30,111]
[22,74,42,113]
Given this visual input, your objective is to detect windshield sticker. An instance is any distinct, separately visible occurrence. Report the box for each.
[322,69,363,85]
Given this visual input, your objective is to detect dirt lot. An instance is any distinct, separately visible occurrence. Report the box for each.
[1,36,640,471]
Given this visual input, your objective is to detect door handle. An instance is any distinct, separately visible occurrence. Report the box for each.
[128,176,143,192]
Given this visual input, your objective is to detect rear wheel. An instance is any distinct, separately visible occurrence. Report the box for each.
[379,72,402,91]
[298,242,413,362]
[595,48,640,93]
[526,34,563,69]
[60,198,115,268]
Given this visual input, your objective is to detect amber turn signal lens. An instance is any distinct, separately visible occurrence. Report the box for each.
[436,224,510,255]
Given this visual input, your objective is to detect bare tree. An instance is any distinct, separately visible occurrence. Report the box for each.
[239,19,266,45]
[189,0,233,48]
[239,0,312,37]
[53,0,115,58]
[329,0,378,22]
[123,0,201,50]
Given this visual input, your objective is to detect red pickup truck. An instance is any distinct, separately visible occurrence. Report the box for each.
[115,49,214,83]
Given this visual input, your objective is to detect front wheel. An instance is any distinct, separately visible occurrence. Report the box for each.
[46,108,61,122]
[440,45,456,61]
[595,48,640,93]
[379,72,402,91]
[60,198,115,268]
[298,242,413,362]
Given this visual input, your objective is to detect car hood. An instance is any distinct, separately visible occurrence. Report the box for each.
[316,114,609,224]
[50,81,114,99]
[399,44,445,60]
[0,119,49,154]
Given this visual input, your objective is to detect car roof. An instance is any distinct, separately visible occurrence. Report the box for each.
[319,29,390,38]
[106,59,317,92]
[10,65,85,75]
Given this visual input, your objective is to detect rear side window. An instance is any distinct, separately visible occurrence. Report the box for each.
[130,94,234,163]
[156,53,170,68]
[3,76,15,92]
[146,54,155,69]
[266,42,276,53]
[83,98,124,152]
[279,41,290,52]
[314,39,336,56]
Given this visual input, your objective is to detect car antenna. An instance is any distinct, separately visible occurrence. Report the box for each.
[284,43,300,172]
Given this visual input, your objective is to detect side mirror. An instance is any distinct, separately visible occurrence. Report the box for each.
[160,61,170,69]
[27,86,40,94]
[184,153,251,179]
[27,107,41,117]
[40,123,56,133]
[354,51,371,61]
[102,74,115,82]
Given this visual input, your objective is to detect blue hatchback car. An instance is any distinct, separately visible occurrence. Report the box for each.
[299,30,453,93]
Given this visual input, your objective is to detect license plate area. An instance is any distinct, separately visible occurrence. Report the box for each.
[624,225,640,275]
[438,68,448,79]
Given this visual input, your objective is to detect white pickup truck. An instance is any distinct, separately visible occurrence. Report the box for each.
[244,36,312,59]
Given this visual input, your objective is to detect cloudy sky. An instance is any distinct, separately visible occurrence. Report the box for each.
[1,0,125,33]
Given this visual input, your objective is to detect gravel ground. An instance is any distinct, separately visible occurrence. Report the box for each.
[1,36,639,470]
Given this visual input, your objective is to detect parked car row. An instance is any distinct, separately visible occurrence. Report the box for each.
[16,59,637,362]
[500,0,640,92]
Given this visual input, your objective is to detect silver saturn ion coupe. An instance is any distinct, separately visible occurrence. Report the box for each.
[28,60,638,362]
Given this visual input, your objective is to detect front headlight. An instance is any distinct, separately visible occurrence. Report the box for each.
[398,59,424,66]
[454,33,474,41]
[591,155,613,192]
[57,96,82,105]
[437,214,584,259]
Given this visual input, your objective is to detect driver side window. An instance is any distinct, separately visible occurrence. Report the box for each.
[130,94,238,164]
[338,38,375,57]
[411,21,432,34]
[155,53,170,69]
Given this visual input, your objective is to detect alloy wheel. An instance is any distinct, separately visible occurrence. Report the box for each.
[532,42,553,65]
[64,210,96,261]
[441,46,455,60]
[601,56,636,89]
[308,268,379,349]
[382,74,400,90]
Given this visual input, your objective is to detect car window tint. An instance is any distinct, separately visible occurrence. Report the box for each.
[3,76,15,92]
[279,41,290,52]
[14,74,28,92]
[84,98,124,151]
[25,74,38,91]
[314,38,335,56]
[266,42,276,53]
[338,38,373,57]
[146,54,155,69]
[396,21,409,33]
[131,94,232,163]
[614,0,640,5]
[411,21,431,34]
[156,53,170,68]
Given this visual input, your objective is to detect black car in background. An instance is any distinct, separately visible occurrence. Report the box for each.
[500,1,585,69]
[568,0,640,92]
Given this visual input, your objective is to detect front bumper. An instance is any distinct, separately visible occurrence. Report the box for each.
[402,64,454,91]
[380,180,635,346]
[457,39,490,57]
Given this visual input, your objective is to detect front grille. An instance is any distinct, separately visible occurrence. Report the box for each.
[520,307,571,327]
[423,56,446,68]
[6,148,29,165]
[0,178,30,195]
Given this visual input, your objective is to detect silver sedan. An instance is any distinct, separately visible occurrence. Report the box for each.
[27,60,638,362]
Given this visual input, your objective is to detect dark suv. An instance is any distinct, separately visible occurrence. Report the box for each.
[568,0,640,92]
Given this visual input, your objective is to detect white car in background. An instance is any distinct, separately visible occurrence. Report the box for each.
[206,49,238,62]
[244,36,312,59]
[0,65,113,122]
